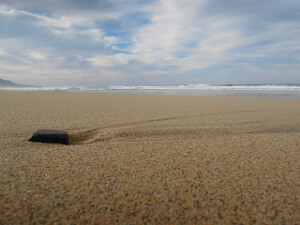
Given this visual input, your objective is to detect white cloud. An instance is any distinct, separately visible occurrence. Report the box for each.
[126,0,300,75]
[88,54,133,68]
[0,48,5,55]
[0,0,300,85]
[80,0,300,84]
[122,0,245,71]
[0,4,117,47]
[176,23,247,70]
[132,0,202,56]
[25,49,47,61]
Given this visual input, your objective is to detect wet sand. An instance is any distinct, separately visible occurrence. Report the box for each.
[0,91,299,224]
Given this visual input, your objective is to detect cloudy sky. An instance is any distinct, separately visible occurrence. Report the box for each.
[0,0,299,86]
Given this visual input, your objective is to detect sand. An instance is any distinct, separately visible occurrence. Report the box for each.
[0,91,299,224]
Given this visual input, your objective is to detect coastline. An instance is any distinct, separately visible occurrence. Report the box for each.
[1,91,299,224]
[1,83,300,99]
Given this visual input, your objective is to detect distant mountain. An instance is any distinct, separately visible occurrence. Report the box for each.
[0,78,34,87]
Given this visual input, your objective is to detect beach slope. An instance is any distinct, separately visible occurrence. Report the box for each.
[0,91,299,224]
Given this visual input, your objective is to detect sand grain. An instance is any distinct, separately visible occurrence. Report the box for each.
[0,91,299,224]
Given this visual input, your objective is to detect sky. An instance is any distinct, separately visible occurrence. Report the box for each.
[0,0,299,86]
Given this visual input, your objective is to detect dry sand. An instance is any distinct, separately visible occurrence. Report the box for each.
[0,91,299,224]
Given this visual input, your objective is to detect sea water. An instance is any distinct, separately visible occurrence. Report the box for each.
[2,84,300,98]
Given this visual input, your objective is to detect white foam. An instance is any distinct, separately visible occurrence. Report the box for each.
[1,84,300,94]
[109,84,300,91]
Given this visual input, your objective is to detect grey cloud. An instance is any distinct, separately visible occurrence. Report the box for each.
[204,0,300,20]
[0,0,110,12]
[0,10,111,51]
[1,0,154,42]
[0,14,38,38]
[0,0,299,85]
[0,0,155,14]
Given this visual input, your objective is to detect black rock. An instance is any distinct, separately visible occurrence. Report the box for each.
[29,129,69,145]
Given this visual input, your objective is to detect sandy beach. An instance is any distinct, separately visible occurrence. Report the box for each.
[0,91,299,224]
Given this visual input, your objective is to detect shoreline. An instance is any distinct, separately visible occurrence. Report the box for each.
[1,88,300,99]
[1,91,299,224]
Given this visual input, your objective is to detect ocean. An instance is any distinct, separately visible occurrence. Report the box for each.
[2,84,300,98]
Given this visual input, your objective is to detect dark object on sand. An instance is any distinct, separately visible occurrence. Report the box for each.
[29,129,69,145]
